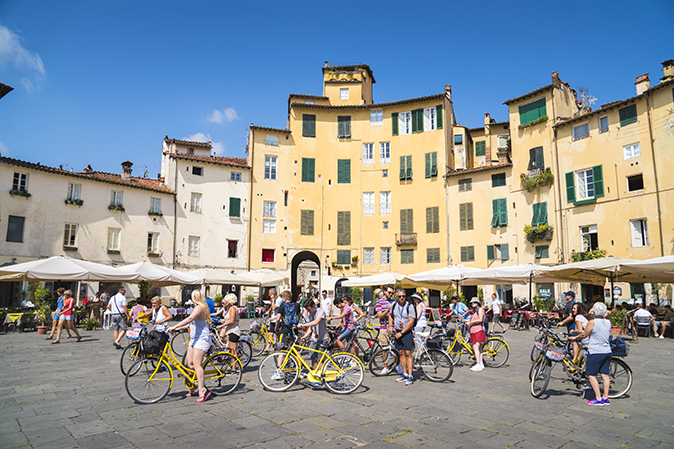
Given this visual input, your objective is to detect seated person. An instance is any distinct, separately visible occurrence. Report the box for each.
[633,302,657,336]
[654,304,674,339]
[648,303,661,319]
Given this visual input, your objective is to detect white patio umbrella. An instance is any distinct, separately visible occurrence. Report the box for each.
[185,268,259,286]
[536,257,642,285]
[342,272,407,287]
[115,261,201,286]
[0,256,139,282]
[405,265,483,289]
[618,256,674,282]
[243,269,288,287]
[461,263,585,286]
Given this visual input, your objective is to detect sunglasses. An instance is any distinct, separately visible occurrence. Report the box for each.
[397,295,406,298]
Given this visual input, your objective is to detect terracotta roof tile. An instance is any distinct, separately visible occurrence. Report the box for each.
[163,137,211,148]
[288,94,328,100]
[290,93,444,110]
[504,84,553,105]
[166,152,249,168]
[445,163,512,178]
[250,125,292,134]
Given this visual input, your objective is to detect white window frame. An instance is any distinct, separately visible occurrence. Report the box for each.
[580,225,598,251]
[107,228,121,251]
[265,135,279,146]
[147,232,159,254]
[399,111,412,135]
[379,142,390,164]
[370,109,383,126]
[67,183,81,200]
[63,223,78,247]
[263,201,277,218]
[423,107,437,131]
[231,172,242,182]
[380,247,392,265]
[572,122,590,141]
[111,190,123,206]
[340,88,349,100]
[150,197,161,213]
[627,174,644,192]
[630,219,649,248]
[12,172,28,191]
[263,219,276,234]
[264,156,277,180]
[363,192,375,215]
[623,142,641,160]
[599,116,609,133]
[190,192,202,213]
[363,248,375,265]
[188,236,200,256]
[497,135,508,150]
[362,143,374,165]
[380,191,391,215]
[576,169,595,201]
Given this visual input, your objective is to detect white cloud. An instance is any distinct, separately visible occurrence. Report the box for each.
[182,133,226,156]
[0,25,46,92]
[207,107,238,124]
[0,142,9,156]
[211,141,226,155]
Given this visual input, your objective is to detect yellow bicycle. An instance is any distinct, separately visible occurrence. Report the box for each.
[125,340,243,404]
[247,318,279,356]
[446,323,510,367]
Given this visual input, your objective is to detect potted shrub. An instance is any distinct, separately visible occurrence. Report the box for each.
[35,303,52,334]
[81,317,99,331]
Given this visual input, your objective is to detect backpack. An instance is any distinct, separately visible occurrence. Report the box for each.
[283,302,299,328]
[609,335,628,357]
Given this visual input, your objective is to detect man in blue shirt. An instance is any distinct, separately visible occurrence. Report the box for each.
[449,295,468,322]
[205,295,220,325]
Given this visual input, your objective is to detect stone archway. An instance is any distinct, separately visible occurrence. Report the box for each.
[291,251,320,299]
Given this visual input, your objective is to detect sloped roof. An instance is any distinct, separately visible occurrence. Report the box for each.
[163,137,211,148]
[165,152,249,168]
[504,85,553,105]
[250,125,292,134]
[290,93,444,110]
[445,163,513,178]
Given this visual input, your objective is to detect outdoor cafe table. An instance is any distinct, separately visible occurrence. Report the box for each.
[3,312,36,332]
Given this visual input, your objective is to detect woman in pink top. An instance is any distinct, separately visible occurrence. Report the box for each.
[53,290,82,344]
[329,296,356,350]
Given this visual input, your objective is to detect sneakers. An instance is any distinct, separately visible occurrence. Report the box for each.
[405,376,415,386]
[396,365,404,375]
[271,370,283,381]
[659,335,665,339]
[503,328,508,334]
[602,398,610,407]
[586,398,604,406]
[379,367,391,376]
[395,375,407,383]
[470,363,484,372]
[308,381,323,387]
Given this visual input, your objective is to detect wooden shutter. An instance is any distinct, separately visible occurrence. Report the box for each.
[302,114,316,137]
[301,210,314,235]
[337,159,350,183]
[406,155,413,179]
[460,203,467,231]
[490,200,499,227]
[565,172,575,202]
[425,153,431,178]
[475,141,486,157]
[487,245,495,261]
[501,244,509,261]
[431,152,437,176]
[436,105,443,129]
[461,246,467,262]
[392,112,399,135]
[412,109,423,133]
[302,158,315,182]
[498,198,508,227]
[592,165,604,197]
[427,248,440,263]
[425,207,439,234]
[400,209,413,233]
[229,197,241,217]
[531,203,539,226]
[399,156,406,180]
[337,211,350,245]
[619,105,637,126]
[301,210,307,235]
[466,202,473,230]
[432,206,439,233]
[540,202,548,224]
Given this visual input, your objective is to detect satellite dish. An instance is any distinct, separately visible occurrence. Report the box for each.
[667,118,674,137]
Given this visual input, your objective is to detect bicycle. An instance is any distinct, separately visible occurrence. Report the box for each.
[257,328,364,394]
[245,318,278,356]
[441,321,510,368]
[529,327,585,382]
[120,325,155,375]
[171,324,253,368]
[125,338,243,404]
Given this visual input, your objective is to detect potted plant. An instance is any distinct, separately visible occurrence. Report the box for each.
[35,303,52,334]
[81,317,100,331]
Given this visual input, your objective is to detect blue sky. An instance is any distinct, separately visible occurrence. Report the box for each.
[1,0,673,178]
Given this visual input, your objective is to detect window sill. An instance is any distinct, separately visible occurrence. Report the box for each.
[107,250,120,255]
[572,135,590,142]
[63,246,78,252]
[147,253,161,257]
[229,216,242,220]
[573,199,597,206]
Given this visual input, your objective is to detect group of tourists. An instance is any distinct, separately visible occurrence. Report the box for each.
[44,287,82,343]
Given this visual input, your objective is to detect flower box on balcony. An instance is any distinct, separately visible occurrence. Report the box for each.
[524,224,554,243]
[518,115,549,130]
[520,168,555,192]
[148,210,163,217]
[9,189,31,198]
[396,233,418,246]
[65,198,84,206]
[108,203,125,212]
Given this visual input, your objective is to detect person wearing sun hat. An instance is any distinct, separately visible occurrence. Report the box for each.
[468,297,486,372]
[218,293,241,354]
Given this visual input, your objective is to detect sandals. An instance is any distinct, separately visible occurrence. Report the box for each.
[196,391,212,403]
[185,390,198,398]
[51,340,60,344]
[76,336,82,342]
[44,336,52,340]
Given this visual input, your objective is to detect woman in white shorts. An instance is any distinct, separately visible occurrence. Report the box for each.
[168,290,212,403]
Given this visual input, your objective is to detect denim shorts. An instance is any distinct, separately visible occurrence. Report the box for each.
[586,352,612,376]
[338,328,354,342]
[393,332,414,351]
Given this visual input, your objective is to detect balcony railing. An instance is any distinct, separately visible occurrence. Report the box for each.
[396,233,417,246]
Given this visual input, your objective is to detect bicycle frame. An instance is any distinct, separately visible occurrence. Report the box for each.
[279,338,363,381]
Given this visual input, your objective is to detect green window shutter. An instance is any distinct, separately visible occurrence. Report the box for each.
[466,202,473,230]
[406,155,413,180]
[337,211,351,245]
[501,244,509,261]
[431,152,438,176]
[541,202,548,224]
[475,141,486,157]
[460,203,467,231]
[337,159,351,184]
[519,98,546,124]
[461,246,467,262]
[432,206,439,233]
[301,210,314,236]
[426,207,432,233]
[392,112,399,136]
[531,203,539,226]
[490,200,499,227]
[337,250,351,265]
[436,105,443,129]
[401,249,414,264]
[399,156,406,180]
[528,147,544,170]
[592,165,604,197]
[619,105,637,126]
[344,211,351,245]
[498,198,508,227]
[427,248,440,263]
[302,114,316,137]
[425,153,431,178]
[302,158,315,182]
[400,209,413,233]
[565,172,576,202]
[412,109,423,133]
[309,158,315,182]
[487,245,495,261]
[301,210,307,235]
[229,197,241,217]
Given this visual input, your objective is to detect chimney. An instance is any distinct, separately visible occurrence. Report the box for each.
[444,84,452,101]
[552,71,562,88]
[661,59,674,82]
[83,165,93,173]
[496,150,511,165]
[484,113,493,166]
[121,161,133,180]
[635,73,650,95]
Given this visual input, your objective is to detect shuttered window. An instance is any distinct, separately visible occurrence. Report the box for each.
[229,197,241,218]
[528,147,544,170]
[427,248,441,263]
[401,249,414,264]
[337,250,351,265]
[460,246,475,262]
[490,198,507,227]
[619,104,637,127]
[534,245,549,259]
[399,156,413,180]
[400,209,414,233]
[392,112,399,136]
[337,211,351,245]
[519,97,547,124]
[475,141,486,157]
[487,244,509,261]
[424,152,438,178]
[302,114,316,137]
[459,203,473,231]
[566,165,604,204]
[531,202,548,226]
[411,109,424,133]
[458,178,472,192]
[302,158,315,183]
[492,173,506,187]
[337,159,351,184]
[426,207,439,234]
[338,116,351,138]
[301,210,314,236]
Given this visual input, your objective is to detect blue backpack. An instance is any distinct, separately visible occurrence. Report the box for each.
[283,302,299,328]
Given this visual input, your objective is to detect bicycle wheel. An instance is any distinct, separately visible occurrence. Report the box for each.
[601,358,633,399]
[237,340,253,368]
[202,351,242,396]
[529,352,544,381]
[249,331,269,356]
[125,359,173,404]
[258,352,300,392]
[445,338,462,365]
[482,338,509,368]
[531,333,545,362]
[120,342,140,375]
[323,353,364,394]
[170,331,190,358]
[419,349,453,382]
[368,347,399,376]
[530,359,552,398]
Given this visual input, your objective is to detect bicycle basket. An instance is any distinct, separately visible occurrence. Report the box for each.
[445,327,456,338]
[250,320,261,333]
[126,328,141,340]
[534,340,546,352]
[142,330,169,355]
[426,338,443,349]
[609,336,629,357]
[545,345,567,362]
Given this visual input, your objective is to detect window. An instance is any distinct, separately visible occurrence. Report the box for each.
[411,109,424,133]
[337,159,350,184]
[190,193,202,213]
[6,216,24,242]
[363,143,374,165]
[380,142,391,164]
[572,123,589,141]
[497,136,509,149]
[619,104,637,127]
[454,134,463,145]
[337,211,351,245]
[427,248,441,263]
[337,250,351,265]
[263,201,276,218]
[426,207,439,234]
[262,249,275,263]
[265,135,279,146]
[264,156,277,180]
[302,158,315,183]
[147,232,159,254]
[188,236,200,256]
[528,147,544,170]
[187,148,194,154]
[382,221,389,229]
[284,191,288,206]
[107,228,121,252]
[364,248,375,265]
[363,192,374,215]
[192,166,203,176]
[229,197,241,218]
[370,109,383,126]
[399,111,412,135]
[337,116,351,138]
[302,114,316,137]
[12,172,28,192]
[531,202,548,226]
[301,210,314,235]
[381,247,392,265]
[382,169,388,178]
[519,97,547,124]
[630,219,649,248]
[63,223,78,248]
[424,107,437,131]
[228,240,238,258]
[399,155,413,180]
[475,141,486,157]
[111,190,123,206]
[460,246,475,262]
[400,209,413,233]
[491,173,506,187]
[566,166,604,203]
[458,178,472,192]
[487,244,509,261]
[150,197,161,213]
[627,174,644,192]
[491,198,508,227]
[67,183,81,200]
[599,116,609,133]
[401,249,414,264]
[459,203,473,231]
[424,152,438,178]
[263,219,276,233]
[534,245,549,259]
[380,192,391,215]
[231,172,242,182]
[340,88,349,100]
[581,225,598,251]
[623,142,641,160]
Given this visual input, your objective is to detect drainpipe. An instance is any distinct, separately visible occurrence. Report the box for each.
[551,90,566,263]
[645,94,664,256]
[172,156,179,269]
[247,128,255,271]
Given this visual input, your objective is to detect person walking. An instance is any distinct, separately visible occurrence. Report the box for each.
[468,298,486,372]
[107,286,130,349]
[388,289,416,386]
[218,294,241,354]
[320,290,333,318]
[52,290,82,343]
[45,288,71,340]
[374,288,394,375]
[486,293,507,334]
[138,296,173,332]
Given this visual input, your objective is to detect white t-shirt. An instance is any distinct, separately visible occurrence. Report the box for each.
[575,315,590,346]
[272,297,283,318]
[109,292,127,315]
[320,296,332,317]
[634,309,652,319]
[491,298,501,315]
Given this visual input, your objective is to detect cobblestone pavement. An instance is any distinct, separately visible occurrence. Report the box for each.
[1,323,673,449]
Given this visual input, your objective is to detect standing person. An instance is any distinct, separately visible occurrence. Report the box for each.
[449,295,469,322]
[298,298,329,372]
[344,296,365,358]
[329,297,356,351]
[388,289,416,385]
[267,288,281,318]
[168,290,212,403]
[320,290,332,318]
[487,293,507,334]
[45,288,71,340]
[557,291,578,330]
[572,302,612,406]
[52,290,82,343]
[411,293,427,334]
[218,294,241,354]
[138,296,173,332]
[468,298,486,372]
[107,287,129,349]
[374,288,394,375]
[569,303,589,361]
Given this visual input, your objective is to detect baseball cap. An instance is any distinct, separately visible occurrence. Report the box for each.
[564,291,576,298]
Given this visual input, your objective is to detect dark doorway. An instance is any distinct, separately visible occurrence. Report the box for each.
[334,278,350,299]
[291,251,320,300]
[429,289,441,308]
[462,285,478,301]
